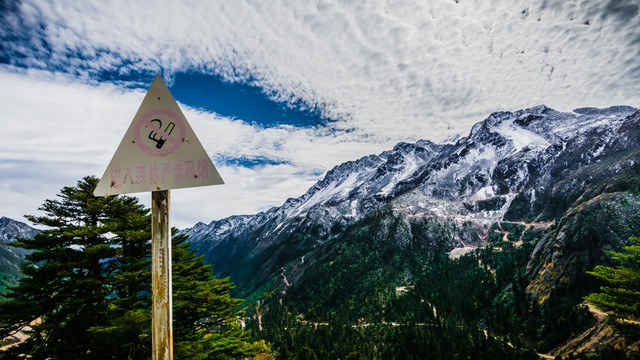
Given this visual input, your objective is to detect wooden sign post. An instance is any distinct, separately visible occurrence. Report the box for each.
[94,75,224,359]
[152,190,172,359]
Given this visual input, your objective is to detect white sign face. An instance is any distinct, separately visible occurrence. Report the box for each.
[94,74,224,196]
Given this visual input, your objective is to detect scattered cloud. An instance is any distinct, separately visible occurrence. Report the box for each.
[0,68,382,228]
[1,0,639,227]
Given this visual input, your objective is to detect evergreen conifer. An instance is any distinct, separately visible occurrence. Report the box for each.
[585,236,640,335]
[0,176,259,359]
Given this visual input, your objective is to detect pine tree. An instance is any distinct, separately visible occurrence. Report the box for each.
[0,176,260,359]
[172,233,260,359]
[585,237,640,334]
[88,185,153,359]
[345,351,369,360]
[276,345,294,360]
[296,346,318,360]
[0,176,151,359]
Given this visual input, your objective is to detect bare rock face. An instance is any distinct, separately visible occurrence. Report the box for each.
[181,105,640,300]
[0,217,39,293]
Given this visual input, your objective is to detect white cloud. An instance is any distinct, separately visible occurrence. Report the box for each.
[170,164,319,228]
[187,109,386,172]
[1,0,639,227]
[4,0,639,139]
[0,69,385,228]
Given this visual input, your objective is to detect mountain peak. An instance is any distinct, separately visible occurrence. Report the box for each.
[182,105,639,299]
[572,105,637,116]
[0,216,39,245]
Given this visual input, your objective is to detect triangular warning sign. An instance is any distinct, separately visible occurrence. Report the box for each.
[94,74,224,196]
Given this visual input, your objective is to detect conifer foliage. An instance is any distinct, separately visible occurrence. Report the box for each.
[586,236,640,334]
[172,234,258,359]
[0,176,257,359]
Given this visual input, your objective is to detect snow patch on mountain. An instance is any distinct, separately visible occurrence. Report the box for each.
[469,186,496,201]
[182,105,640,284]
[495,121,550,152]
[296,171,363,216]
[377,153,420,197]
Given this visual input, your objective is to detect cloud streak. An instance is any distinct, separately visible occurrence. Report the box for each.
[1,0,639,227]
[0,68,381,228]
[4,1,639,137]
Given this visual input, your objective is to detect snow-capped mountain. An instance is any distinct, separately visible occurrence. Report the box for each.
[391,105,639,222]
[0,217,39,292]
[182,105,640,298]
[0,216,38,253]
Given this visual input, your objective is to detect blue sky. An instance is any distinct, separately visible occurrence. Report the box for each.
[171,73,327,129]
[0,0,639,228]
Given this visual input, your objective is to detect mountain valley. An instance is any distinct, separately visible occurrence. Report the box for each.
[184,105,640,300]
[182,104,640,358]
[2,104,640,358]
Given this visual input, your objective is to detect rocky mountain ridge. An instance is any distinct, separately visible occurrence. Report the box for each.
[0,216,39,294]
[2,104,639,357]
[183,104,640,302]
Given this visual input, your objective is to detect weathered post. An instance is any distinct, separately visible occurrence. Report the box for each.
[93,74,224,359]
[152,190,172,360]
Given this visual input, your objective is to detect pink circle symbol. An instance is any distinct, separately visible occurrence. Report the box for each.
[134,109,186,156]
